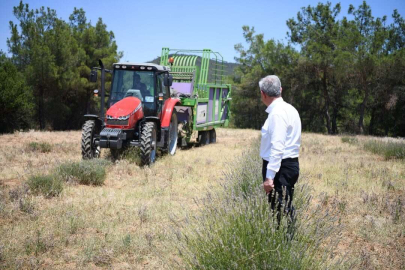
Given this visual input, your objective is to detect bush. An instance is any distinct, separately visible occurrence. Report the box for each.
[363,140,405,160]
[58,159,111,186]
[27,174,63,197]
[174,140,341,269]
[27,142,52,153]
[121,148,141,164]
[108,148,141,164]
[341,136,358,144]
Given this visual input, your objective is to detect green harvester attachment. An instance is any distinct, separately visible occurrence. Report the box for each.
[160,48,232,144]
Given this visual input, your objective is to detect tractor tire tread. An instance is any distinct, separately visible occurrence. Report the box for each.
[140,122,155,166]
[81,120,99,159]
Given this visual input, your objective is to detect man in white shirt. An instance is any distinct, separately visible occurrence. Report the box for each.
[259,75,301,221]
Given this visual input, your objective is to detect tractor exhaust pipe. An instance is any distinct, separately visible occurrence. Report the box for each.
[99,59,106,120]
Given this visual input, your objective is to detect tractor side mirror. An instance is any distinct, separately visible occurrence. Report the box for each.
[90,70,98,82]
[98,59,104,69]
[164,73,173,87]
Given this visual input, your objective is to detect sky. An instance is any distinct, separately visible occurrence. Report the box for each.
[1,0,404,63]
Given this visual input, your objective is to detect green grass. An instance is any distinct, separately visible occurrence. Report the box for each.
[27,174,63,197]
[57,159,111,186]
[363,140,405,160]
[175,141,342,269]
[341,136,405,160]
[26,142,52,153]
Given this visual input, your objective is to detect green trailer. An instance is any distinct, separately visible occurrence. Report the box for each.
[160,48,232,146]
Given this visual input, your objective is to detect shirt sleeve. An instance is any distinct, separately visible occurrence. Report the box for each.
[266,113,287,179]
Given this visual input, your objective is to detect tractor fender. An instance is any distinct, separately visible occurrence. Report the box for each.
[160,98,181,128]
[143,116,162,138]
[83,114,103,132]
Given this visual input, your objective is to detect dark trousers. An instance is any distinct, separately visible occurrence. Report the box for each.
[262,158,299,222]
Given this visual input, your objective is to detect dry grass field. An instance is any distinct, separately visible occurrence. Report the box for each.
[300,134,405,269]
[301,134,404,269]
[0,128,258,269]
[0,129,404,269]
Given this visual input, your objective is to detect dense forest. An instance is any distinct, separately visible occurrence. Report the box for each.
[0,1,404,136]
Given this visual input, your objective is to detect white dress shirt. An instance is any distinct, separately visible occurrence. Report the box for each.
[260,97,301,179]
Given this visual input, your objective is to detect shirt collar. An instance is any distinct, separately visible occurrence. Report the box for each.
[265,97,283,114]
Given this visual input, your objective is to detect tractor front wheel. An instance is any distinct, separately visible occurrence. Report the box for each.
[140,122,157,166]
[81,120,100,159]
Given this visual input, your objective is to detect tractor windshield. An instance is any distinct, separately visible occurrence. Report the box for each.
[109,70,155,112]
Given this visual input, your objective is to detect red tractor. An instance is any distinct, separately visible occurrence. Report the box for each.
[82,60,179,165]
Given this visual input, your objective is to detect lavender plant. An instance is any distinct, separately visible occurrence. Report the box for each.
[57,159,111,186]
[363,140,405,160]
[174,140,344,269]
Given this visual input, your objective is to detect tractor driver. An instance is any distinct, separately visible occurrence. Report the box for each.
[133,73,149,98]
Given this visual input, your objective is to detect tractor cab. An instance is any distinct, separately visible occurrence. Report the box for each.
[108,63,172,117]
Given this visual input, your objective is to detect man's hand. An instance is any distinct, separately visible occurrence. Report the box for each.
[263,178,274,194]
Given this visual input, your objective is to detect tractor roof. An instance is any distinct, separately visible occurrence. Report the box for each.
[113,62,169,71]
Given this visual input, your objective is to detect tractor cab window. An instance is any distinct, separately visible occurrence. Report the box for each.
[157,73,170,98]
[157,74,165,95]
[109,70,156,115]
[156,74,164,114]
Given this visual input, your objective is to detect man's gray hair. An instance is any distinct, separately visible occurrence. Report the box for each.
[259,75,281,97]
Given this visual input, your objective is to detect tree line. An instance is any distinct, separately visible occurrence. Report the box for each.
[232,1,405,136]
[0,1,121,133]
[1,1,404,137]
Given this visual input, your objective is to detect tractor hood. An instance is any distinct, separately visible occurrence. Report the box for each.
[107,97,142,117]
[105,97,144,129]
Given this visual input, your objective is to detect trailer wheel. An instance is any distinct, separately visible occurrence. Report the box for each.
[140,122,157,166]
[209,129,216,143]
[198,131,210,146]
[81,120,100,159]
[167,112,178,155]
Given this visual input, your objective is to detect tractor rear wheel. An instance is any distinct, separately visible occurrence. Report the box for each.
[209,129,216,143]
[81,120,100,159]
[198,131,210,146]
[166,112,178,155]
[140,122,157,166]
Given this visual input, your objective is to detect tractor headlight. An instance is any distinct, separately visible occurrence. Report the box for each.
[118,115,130,121]
[106,115,113,120]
